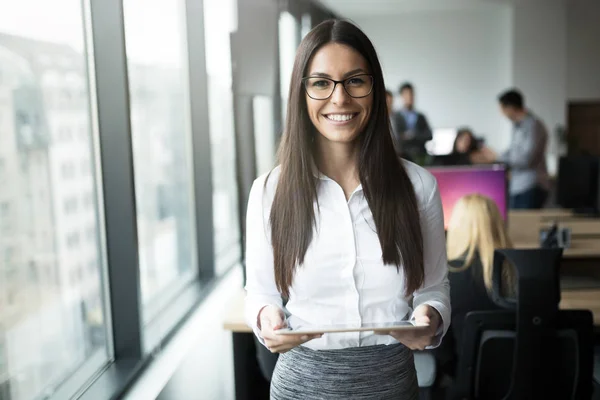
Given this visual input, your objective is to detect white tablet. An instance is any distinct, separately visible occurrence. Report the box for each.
[274,321,429,336]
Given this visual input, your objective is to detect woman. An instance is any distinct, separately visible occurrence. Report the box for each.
[439,194,515,378]
[244,20,450,399]
[451,127,496,165]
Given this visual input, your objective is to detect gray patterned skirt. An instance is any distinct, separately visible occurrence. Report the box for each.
[270,343,418,400]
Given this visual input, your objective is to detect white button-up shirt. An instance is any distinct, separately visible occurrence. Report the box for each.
[244,160,450,350]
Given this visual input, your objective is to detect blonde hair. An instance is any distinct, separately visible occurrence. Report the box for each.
[446,194,514,293]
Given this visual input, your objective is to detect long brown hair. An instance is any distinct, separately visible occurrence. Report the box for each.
[267,20,423,298]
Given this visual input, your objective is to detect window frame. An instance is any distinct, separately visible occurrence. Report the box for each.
[9,0,338,397]
[48,0,216,399]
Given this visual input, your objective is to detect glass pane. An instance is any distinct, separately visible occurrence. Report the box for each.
[301,13,312,39]
[0,2,109,399]
[253,96,277,176]
[123,0,198,315]
[278,12,300,123]
[204,0,241,276]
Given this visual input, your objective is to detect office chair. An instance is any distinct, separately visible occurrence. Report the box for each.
[451,248,594,400]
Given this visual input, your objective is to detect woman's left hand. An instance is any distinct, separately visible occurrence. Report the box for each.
[377,305,442,351]
[470,146,497,164]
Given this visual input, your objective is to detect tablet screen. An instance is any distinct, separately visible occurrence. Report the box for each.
[274,321,429,335]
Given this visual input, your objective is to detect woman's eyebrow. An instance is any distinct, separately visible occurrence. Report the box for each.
[307,68,367,79]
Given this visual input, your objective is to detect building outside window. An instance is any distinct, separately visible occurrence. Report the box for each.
[0,2,110,399]
[278,11,300,123]
[203,0,241,276]
[123,0,198,320]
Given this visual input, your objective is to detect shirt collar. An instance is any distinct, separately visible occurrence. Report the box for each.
[514,111,532,128]
[310,159,363,193]
[310,159,328,180]
[316,172,364,194]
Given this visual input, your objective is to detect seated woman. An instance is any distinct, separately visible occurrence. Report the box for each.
[451,128,496,165]
[435,194,515,380]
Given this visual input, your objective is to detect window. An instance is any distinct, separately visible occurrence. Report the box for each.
[58,126,73,142]
[203,0,241,276]
[0,201,11,231]
[4,246,15,264]
[79,124,88,141]
[124,0,198,317]
[301,13,312,38]
[66,232,81,249]
[83,192,94,209]
[0,201,9,218]
[28,261,38,283]
[0,3,110,399]
[86,226,96,243]
[253,96,277,176]
[76,266,84,284]
[63,197,79,214]
[278,11,300,122]
[60,161,76,179]
[88,259,97,274]
[81,159,91,176]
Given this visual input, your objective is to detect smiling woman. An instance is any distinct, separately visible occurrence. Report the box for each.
[304,43,373,145]
[244,19,450,400]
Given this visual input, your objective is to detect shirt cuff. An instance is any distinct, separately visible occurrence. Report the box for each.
[247,302,285,347]
[410,301,449,349]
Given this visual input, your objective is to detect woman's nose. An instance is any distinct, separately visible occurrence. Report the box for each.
[330,83,350,105]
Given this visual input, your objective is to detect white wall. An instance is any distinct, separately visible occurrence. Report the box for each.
[356,3,513,152]
[567,0,600,101]
[511,0,567,174]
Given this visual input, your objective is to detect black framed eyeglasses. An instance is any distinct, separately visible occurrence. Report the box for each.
[302,74,374,100]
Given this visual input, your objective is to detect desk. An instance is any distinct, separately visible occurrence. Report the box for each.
[509,209,600,260]
[514,242,600,259]
[223,291,269,400]
[509,210,600,322]
[560,289,600,326]
[223,290,251,333]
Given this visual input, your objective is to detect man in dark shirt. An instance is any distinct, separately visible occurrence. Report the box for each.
[391,82,433,162]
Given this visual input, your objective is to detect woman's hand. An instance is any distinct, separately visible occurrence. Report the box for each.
[470,146,497,164]
[377,305,442,351]
[259,305,322,354]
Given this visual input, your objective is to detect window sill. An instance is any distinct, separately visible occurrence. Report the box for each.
[77,265,240,400]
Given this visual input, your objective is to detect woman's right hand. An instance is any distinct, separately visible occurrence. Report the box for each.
[470,146,497,164]
[259,305,322,353]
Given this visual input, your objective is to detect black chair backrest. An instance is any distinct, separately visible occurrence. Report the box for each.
[452,249,595,400]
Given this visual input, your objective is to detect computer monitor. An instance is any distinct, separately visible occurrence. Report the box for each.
[425,128,458,156]
[556,156,600,213]
[427,164,508,229]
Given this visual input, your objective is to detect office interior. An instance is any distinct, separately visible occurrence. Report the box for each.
[0,0,599,399]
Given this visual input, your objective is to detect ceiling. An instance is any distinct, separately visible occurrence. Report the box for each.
[317,0,528,18]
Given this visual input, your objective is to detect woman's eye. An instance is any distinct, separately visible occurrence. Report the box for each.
[312,80,331,88]
[346,77,365,86]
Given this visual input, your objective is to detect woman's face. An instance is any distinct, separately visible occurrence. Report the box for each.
[455,132,473,153]
[304,42,373,145]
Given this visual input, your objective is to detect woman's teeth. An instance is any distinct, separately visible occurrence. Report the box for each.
[325,113,356,122]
